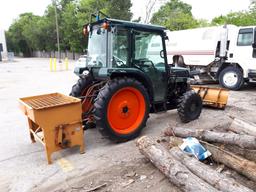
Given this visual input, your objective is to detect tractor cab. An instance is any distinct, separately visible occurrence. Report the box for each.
[82,18,189,102]
[70,16,201,142]
[83,18,168,68]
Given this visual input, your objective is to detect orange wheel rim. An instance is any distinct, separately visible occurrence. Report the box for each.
[107,87,146,135]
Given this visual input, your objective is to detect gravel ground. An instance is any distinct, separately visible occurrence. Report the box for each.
[0,58,256,192]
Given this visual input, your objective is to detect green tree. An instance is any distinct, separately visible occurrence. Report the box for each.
[211,1,256,26]
[76,0,132,51]
[61,1,81,52]
[105,0,132,20]
[6,13,42,56]
[41,5,60,52]
[6,0,133,55]
[211,11,256,26]
[197,19,210,27]
[77,0,107,27]
[150,0,198,30]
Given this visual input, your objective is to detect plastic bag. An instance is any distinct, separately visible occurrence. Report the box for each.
[179,137,211,161]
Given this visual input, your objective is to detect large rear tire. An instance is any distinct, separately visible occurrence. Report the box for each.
[219,66,244,90]
[94,78,150,142]
[178,90,202,123]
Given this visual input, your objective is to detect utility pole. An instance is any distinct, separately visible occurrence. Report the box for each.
[53,0,61,63]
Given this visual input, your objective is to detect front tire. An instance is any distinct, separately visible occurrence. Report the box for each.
[70,75,94,97]
[178,90,202,123]
[219,66,244,90]
[70,74,95,127]
[94,78,150,142]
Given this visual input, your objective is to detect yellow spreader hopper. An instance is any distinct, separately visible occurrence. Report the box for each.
[19,93,85,164]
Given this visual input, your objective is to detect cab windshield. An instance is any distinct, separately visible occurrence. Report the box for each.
[86,27,107,67]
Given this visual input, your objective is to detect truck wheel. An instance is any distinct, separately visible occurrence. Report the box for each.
[177,90,202,123]
[70,75,93,97]
[219,66,244,90]
[94,78,150,142]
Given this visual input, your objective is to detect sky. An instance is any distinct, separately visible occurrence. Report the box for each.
[0,0,252,30]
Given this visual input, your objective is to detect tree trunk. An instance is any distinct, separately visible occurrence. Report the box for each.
[168,136,256,182]
[165,127,256,149]
[169,147,253,192]
[229,117,256,137]
[136,136,219,192]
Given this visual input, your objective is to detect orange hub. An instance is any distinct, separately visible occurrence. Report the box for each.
[107,87,146,135]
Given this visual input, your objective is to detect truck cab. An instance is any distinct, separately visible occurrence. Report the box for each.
[228,26,256,80]
[166,25,256,90]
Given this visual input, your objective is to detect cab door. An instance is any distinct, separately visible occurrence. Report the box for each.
[235,28,256,71]
[132,31,168,102]
[253,28,256,59]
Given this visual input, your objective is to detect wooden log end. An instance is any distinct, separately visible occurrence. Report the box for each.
[136,136,155,149]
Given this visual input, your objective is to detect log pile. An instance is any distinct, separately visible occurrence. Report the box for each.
[165,126,256,149]
[136,117,256,192]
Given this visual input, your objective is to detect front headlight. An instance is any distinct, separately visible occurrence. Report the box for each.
[82,70,90,76]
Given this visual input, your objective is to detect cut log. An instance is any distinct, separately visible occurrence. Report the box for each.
[229,117,256,137]
[136,136,219,192]
[213,143,256,162]
[169,147,253,192]
[201,141,256,182]
[169,136,256,182]
[165,127,256,149]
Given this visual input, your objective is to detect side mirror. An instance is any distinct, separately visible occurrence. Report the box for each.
[97,28,102,35]
[83,25,92,37]
[163,32,169,40]
[252,42,256,49]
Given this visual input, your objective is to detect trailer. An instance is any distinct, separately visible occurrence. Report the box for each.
[166,25,256,90]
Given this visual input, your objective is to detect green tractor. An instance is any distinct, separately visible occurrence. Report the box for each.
[70,16,202,142]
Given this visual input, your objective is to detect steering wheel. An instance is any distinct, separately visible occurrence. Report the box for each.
[134,58,154,68]
[154,62,165,68]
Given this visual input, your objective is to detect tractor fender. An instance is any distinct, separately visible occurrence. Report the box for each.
[110,69,154,102]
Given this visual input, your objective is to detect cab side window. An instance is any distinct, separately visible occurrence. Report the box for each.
[112,28,129,67]
[237,28,253,46]
[134,31,165,70]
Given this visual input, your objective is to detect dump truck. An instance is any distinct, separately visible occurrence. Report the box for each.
[70,14,203,142]
[166,25,256,90]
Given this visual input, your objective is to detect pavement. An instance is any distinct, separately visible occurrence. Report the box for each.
[0,58,175,192]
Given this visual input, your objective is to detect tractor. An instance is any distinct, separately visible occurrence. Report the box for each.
[70,15,202,142]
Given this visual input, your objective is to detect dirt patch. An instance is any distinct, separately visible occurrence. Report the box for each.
[36,158,180,192]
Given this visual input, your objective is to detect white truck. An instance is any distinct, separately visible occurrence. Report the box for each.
[166,25,256,90]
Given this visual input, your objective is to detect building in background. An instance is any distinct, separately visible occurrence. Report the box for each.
[0,28,7,61]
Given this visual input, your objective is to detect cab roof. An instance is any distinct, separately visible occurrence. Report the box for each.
[90,18,166,32]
